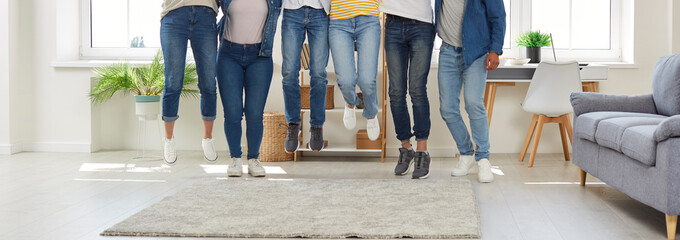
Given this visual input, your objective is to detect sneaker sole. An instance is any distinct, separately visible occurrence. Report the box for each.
[164,156,177,165]
[204,154,218,162]
[412,172,430,179]
[395,161,414,175]
[248,171,266,177]
[227,173,242,177]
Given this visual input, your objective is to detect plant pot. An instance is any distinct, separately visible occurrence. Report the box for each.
[134,95,161,121]
[526,47,541,63]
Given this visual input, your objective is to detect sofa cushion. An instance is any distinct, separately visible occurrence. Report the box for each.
[652,54,680,116]
[621,125,658,166]
[594,117,665,151]
[575,112,666,142]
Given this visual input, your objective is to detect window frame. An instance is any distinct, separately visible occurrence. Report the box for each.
[80,0,168,60]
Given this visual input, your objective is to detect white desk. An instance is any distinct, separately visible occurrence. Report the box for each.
[484,64,609,124]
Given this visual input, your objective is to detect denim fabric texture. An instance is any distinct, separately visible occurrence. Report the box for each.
[216,41,274,159]
[218,0,282,57]
[438,42,490,161]
[329,15,381,119]
[384,14,435,141]
[160,6,218,122]
[281,7,330,128]
[434,0,506,66]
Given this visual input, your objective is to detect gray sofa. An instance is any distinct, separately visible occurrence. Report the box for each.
[570,54,680,240]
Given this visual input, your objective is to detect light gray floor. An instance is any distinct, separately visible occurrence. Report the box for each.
[0,151,675,240]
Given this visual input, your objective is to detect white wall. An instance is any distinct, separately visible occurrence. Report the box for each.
[0,0,11,154]
[3,0,679,157]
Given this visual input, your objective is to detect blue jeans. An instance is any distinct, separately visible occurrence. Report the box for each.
[329,15,381,119]
[281,7,329,128]
[438,42,490,161]
[384,14,435,142]
[216,41,274,159]
[160,6,217,122]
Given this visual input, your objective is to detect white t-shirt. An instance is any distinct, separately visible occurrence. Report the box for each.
[379,0,434,24]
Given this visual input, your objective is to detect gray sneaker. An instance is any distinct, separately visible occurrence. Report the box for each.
[412,152,431,179]
[394,148,415,175]
[285,123,300,153]
[309,126,324,152]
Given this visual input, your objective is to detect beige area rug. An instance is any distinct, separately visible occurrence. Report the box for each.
[102,178,481,239]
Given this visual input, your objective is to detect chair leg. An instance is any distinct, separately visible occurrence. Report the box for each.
[528,115,546,167]
[519,114,539,162]
[668,215,678,240]
[579,168,587,186]
[564,115,574,144]
[559,120,570,161]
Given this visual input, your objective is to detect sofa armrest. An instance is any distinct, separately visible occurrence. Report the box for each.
[655,115,680,142]
[570,92,657,117]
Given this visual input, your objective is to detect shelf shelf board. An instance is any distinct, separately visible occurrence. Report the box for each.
[301,108,383,113]
[297,147,382,153]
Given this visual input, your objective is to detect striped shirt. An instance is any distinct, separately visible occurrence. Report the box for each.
[329,0,379,20]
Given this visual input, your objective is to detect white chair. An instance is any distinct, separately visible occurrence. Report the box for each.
[519,62,582,167]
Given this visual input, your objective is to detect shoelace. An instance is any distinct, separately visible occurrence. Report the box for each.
[251,160,262,168]
[415,154,428,169]
[230,160,239,168]
[398,150,409,164]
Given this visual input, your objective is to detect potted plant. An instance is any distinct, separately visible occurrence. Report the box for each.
[89,50,199,120]
[516,30,552,63]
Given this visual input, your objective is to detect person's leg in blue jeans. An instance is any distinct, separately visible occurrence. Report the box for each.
[438,43,475,157]
[217,43,245,159]
[329,19,361,109]
[189,7,218,138]
[188,6,218,162]
[244,55,274,160]
[461,53,490,161]
[306,9,330,128]
[160,7,190,125]
[281,8,307,126]
[385,18,413,143]
[438,43,490,160]
[354,15,381,119]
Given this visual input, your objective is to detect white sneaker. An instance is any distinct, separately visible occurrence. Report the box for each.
[343,105,356,130]
[478,158,495,183]
[163,137,177,165]
[248,159,266,177]
[366,118,380,141]
[451,155,475,176]
[202,138,218,162]
[227,157,243,177]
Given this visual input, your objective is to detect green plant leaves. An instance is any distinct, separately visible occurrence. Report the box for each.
[89,50,202,104]
[516,30,552,48]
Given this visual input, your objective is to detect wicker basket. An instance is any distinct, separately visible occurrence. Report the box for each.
[299,43,335,109]
[301,84,335,109]
[259,112,294,162]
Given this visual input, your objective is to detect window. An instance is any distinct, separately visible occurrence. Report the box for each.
[82,0,164,59]
[529,0,621,61]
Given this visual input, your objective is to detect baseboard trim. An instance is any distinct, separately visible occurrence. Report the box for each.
[21,142,92,153]
[0,143,23,155]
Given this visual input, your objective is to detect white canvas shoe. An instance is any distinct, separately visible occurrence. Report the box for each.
[343,105,356,130]
[248,159,266,177]
[451,155,475,176]
[227,158,243,177]
[366,118,380,141]
[202,138,218,162]
[163,137,177,165]
[478,158,495,183]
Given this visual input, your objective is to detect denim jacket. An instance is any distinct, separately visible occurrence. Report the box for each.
[434,0,506,66]
[218,0,282,57]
